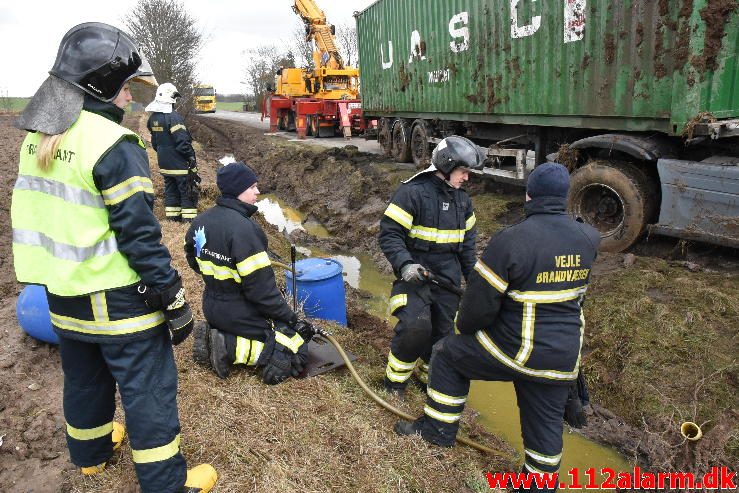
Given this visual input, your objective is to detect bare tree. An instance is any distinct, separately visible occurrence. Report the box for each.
[243,45,296,112]
[292,22,315,72]
[335,22,358,68]
[124,0,203,115]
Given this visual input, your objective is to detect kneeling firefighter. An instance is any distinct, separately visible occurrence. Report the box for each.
[395,163,600,493]
[11,22,216,492]
[185,161,312,383]
[379,136,483,396]
[146,82,200,222]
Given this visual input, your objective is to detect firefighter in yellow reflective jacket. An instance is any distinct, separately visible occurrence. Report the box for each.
[378,136,484,396]
[11,23,216,493]
[185,161,311,383]
[146,83,199,222]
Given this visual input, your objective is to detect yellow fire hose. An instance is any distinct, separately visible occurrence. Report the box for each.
[272,260,506,456]
[322,332,509,457]
[271,260,292,271]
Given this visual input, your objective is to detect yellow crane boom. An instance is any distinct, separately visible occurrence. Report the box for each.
[293,0,344,69]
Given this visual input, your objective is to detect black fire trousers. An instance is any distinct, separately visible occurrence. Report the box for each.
[384,281,460,390]
[421,333,570,493]
[163,174,198,221]
[58,331,187,493]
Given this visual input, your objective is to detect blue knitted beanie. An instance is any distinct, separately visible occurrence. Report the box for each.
[527,162,570,198]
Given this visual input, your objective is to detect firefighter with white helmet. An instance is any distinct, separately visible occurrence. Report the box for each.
[11,22,216,493]
[146,82,200,222]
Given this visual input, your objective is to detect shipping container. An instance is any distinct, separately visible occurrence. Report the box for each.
[356,0,739,251]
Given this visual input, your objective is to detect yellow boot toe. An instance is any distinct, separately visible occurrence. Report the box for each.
[183,464,218,492]
[112,421,126,451]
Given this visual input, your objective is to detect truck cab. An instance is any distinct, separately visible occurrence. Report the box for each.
[193,85,216,113]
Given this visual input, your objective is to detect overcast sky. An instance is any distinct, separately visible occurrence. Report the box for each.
[0,0,376,97]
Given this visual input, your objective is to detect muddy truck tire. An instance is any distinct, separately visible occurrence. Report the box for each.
[391,120,412,163]
[378,118,393,156]
[411,119,432,169]
[568,160,658,252]
[192,321,211,369]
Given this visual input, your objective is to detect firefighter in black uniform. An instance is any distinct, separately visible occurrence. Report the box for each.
[146,83,199,222]
[11,23,216,492]
[396,162,601,493]
[379,136,484,396]
[185,161,310,383]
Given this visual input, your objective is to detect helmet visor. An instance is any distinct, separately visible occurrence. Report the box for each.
[129,55,158,87]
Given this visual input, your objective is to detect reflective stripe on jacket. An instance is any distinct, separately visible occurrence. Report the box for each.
[456,196,601,384]
[46,284,165,341]
[12,110,144,296]
[379,173,476,286]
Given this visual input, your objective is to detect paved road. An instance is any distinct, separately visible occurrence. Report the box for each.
[196,110,384,155]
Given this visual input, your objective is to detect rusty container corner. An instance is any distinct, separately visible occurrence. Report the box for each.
[355,0,739,135]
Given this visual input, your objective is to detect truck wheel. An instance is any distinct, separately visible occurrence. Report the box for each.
[192,321,211,369]
[306,116,314,136]
[287,111,296,132]
[378,118,393,156]
[411,120,431,169]
[568,160,657,252]
[317,123,335,138]
[392,120,412,163]
[278,113,287,131]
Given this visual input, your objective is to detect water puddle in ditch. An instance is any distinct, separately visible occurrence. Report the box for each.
[257,195,330,238]
[259,195,629,486]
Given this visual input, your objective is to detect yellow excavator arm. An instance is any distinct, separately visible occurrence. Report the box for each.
[293,0,344,69]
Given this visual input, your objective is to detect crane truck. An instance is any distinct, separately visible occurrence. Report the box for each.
[264,0,366,138]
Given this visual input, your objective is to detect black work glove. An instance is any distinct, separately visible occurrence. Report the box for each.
[139,275,195,346]
[257,324,307,384]
[165,303,194,345]
[293,318,316,344]
[186,157,201,201]
[564,370,589,428]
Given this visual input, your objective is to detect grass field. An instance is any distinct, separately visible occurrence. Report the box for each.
[216,101,244,112]
[0,97,29,112]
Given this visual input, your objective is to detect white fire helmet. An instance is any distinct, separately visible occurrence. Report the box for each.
[155,83,181,104]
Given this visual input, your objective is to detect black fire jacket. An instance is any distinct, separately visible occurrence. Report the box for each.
[184,197,297,340]
[146,110,195,174]
[456,196,601,385]
[378,172,477,286]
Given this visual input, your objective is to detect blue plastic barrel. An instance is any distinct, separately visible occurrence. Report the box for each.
[16,285,59,344]
[285,258,347,326]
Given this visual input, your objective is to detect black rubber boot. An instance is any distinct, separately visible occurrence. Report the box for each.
[383,377,406,399]
[394,417,453,448]
[411,374,428,394]
[192,322,211,368]
[208,328,231,379]
[394,418,423,437]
